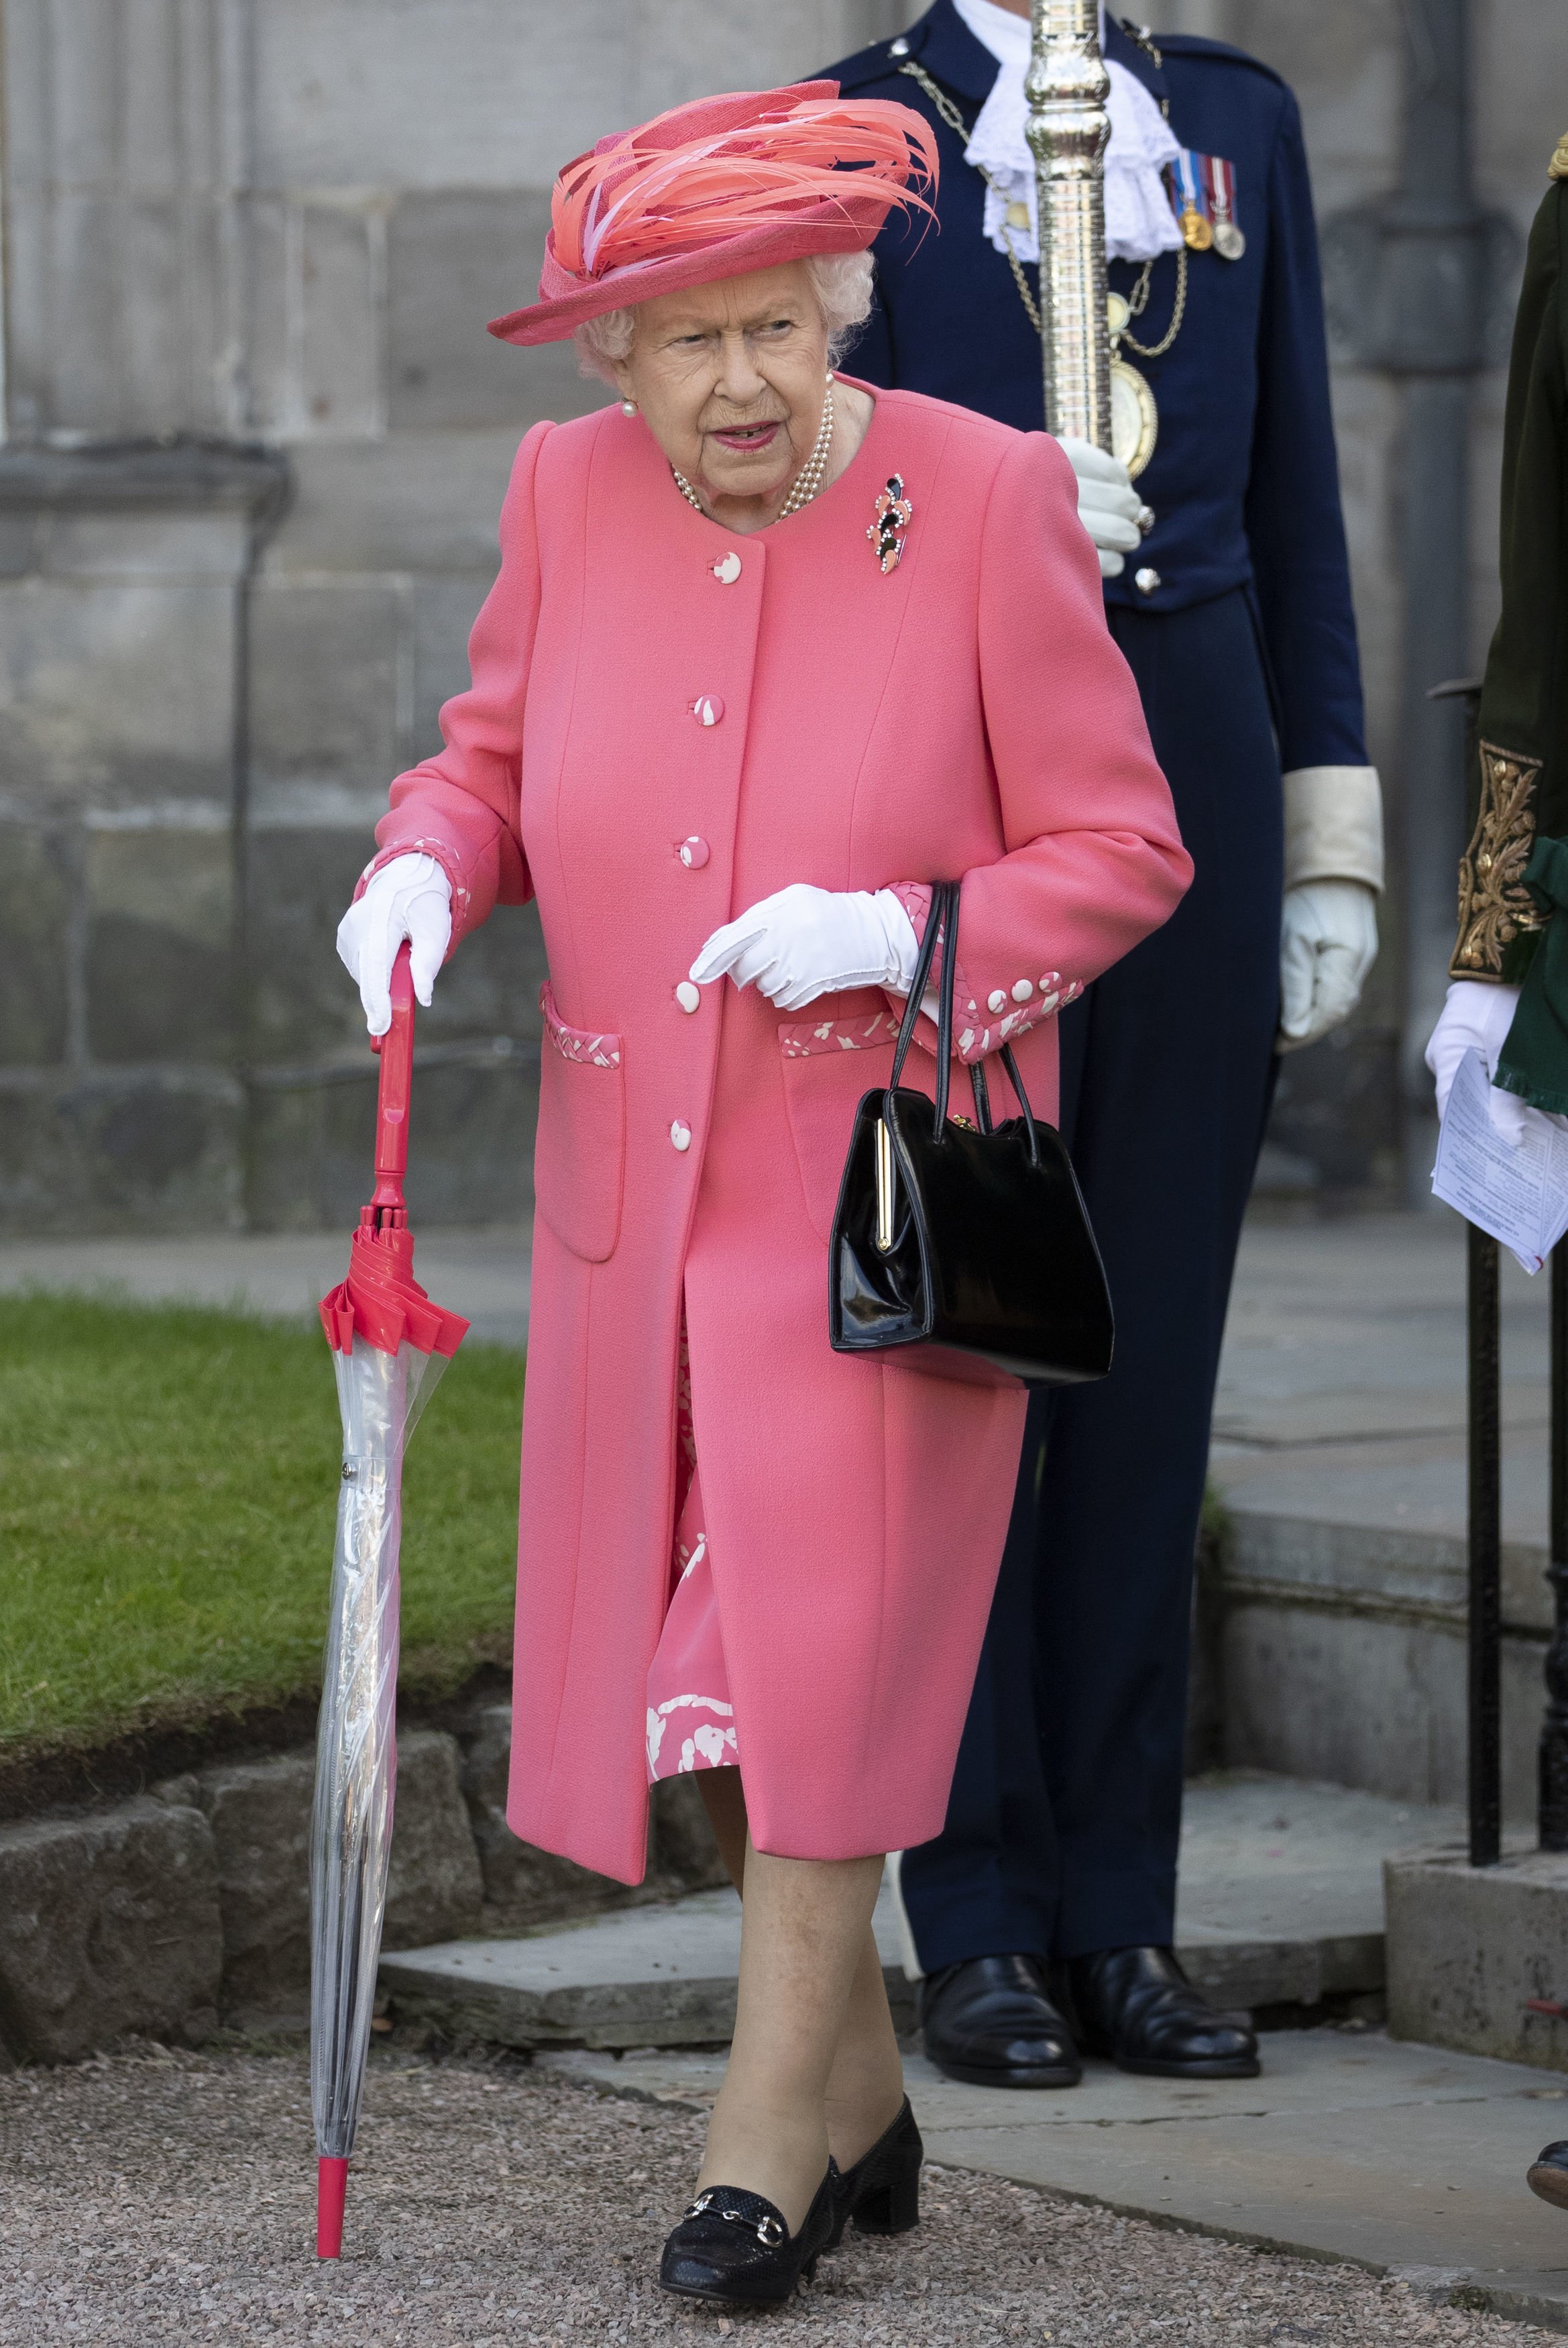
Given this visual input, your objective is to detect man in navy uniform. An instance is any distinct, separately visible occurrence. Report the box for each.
[820,1,1385,2083]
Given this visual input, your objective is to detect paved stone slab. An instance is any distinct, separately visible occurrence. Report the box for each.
[381,1775,1442,2048]
[0,1222,532,1347]
[538,2031,1568,2330]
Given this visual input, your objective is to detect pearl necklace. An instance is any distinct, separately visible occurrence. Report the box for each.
[671,379,836,523]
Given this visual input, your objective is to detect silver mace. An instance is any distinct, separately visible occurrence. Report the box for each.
[1025,0,1113,449]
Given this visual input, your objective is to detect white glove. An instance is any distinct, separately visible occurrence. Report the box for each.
[1278,879,1378,1051]
[335,853,453,1037]
[1424,979,1543,1146]
[1057,435,1147,580]
[691,883,919,1014]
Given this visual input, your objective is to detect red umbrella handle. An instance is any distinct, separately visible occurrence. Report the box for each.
[317,2156,349,2258]
[368,941,414,1228]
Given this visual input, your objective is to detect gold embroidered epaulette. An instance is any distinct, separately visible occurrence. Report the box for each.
[1551,132,1568,181]
[1451,740,1547,977]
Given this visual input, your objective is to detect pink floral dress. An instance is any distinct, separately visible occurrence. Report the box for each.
[645,1312,738,1780]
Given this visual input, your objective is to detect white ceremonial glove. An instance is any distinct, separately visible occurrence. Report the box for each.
[335,852,453,1037]
[1056,435,1147,580]
[1424,979,1539,1146]
[691,883,919,1014]
[1277,879,1379,1051]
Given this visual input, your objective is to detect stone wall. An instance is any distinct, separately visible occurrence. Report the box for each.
[0,1715,726,2064]
[1,0,1563,1228]
[0,0,917,1234]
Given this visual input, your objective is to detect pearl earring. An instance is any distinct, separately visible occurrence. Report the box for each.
[621,399,637,417]
[826,370,835,383]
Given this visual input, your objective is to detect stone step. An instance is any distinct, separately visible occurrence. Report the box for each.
[380,1774,1447,2051]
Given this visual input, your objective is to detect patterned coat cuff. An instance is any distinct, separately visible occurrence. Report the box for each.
[1451,741,1547,980]
[353,839,473,955]
[1282,766,1385,892]
[885,884,1082,1065]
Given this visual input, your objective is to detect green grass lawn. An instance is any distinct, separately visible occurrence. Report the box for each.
[0,1295,525,1760]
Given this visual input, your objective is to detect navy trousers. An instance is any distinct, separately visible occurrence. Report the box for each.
[901,588,1284,1970]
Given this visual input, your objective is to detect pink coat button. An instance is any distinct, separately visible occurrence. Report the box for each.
[677,837,710,869]
[693,694,724,727]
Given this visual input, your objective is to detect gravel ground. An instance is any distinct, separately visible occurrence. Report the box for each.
[0,2042,1557,2347]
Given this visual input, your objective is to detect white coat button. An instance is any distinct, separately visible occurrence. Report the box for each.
[987,990,1007,1013]
[675,981,701,1014]
[693,694,724,726]
[712,552,742,584]
[1135,566,1161,596]
[670,1120,692,1152]
[889,34,909,53]
[1011,979,1034,1003]
[677,836,710,868]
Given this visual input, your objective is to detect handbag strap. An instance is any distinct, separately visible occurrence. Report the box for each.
[887,877,1040,1164]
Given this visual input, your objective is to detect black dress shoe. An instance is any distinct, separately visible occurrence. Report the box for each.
[1064,1945,1261,2079]
[659,2173,836,2304]
[920,1953,1082,2088]
[1528,2141,1568,2209]
[827,2096,923,2245]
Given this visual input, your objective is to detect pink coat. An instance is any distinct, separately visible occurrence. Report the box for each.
[368,384,1190,1883]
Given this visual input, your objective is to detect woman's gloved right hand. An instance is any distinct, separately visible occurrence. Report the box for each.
[335,853,453,1036]
[1056,436,1149,579]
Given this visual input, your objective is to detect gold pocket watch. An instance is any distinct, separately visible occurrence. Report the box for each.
[1107,291,1158,480]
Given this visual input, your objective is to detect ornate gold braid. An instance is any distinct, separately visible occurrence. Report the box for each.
[1450,739,1547,977]
[895,53,1186,360]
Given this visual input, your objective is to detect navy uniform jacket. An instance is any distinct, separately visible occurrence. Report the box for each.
[824,1,1369,779]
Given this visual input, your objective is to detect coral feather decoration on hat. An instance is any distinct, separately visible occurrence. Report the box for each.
[488,81,939,348]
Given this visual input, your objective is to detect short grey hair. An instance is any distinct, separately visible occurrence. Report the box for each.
[574,250,877,384]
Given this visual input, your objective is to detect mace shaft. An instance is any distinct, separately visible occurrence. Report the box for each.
[1026,0,1113,446]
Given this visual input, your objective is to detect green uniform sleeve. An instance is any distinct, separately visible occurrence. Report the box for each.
[1451,182,1567,1021]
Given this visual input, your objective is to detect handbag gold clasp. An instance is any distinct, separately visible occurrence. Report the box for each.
[875,1116,897,1253]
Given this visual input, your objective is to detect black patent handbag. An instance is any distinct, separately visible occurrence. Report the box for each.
[828,879,1115,1389]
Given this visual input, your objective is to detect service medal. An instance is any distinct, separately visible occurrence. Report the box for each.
[1171,151,1214,252]
[1205,154,1245,261]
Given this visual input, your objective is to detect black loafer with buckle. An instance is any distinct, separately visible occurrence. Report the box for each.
[828,2096,923,2245]
[659,2173,836,2305]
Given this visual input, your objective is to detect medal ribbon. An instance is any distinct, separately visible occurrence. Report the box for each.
[1169,148,1211,227]
[1202,153,1237,221]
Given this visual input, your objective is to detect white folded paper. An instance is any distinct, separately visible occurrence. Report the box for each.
[1431,1047,1568,1274]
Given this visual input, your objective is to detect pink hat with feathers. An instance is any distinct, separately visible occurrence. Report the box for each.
[487,82,938,348]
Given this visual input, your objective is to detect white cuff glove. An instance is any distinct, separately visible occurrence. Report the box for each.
[691,883,919,1014]
[335,852,453,1037]
[1057,435,1148,580]
[1424,979,1550,1147]
[1278,879,1378,1051]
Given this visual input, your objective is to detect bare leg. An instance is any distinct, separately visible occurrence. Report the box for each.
[697,1835,883,2231]
[693,1770,905,2201]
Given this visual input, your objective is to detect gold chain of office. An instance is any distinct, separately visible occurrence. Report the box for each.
[894,56,1187,362]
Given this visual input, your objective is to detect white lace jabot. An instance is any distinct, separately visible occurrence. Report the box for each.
[950,0,1183,266]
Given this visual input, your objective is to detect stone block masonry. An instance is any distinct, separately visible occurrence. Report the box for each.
[0,0,919,1232]
[0,1715,728,2060]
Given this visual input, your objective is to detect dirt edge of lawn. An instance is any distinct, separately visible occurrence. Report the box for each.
[0,1656,515,1823]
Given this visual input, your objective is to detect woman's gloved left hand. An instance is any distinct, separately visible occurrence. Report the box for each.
[691,883,919,1012]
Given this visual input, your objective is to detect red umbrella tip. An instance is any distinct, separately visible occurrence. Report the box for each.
[317,2155,349,2258]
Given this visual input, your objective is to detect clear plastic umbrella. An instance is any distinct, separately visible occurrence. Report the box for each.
[312,942,468,2259]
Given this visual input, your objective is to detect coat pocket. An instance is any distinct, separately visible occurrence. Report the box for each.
[778,1009,902,1245]
[535,983,625,1263]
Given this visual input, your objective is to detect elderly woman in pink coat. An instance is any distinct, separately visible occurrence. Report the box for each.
[336,83,1189,2305]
